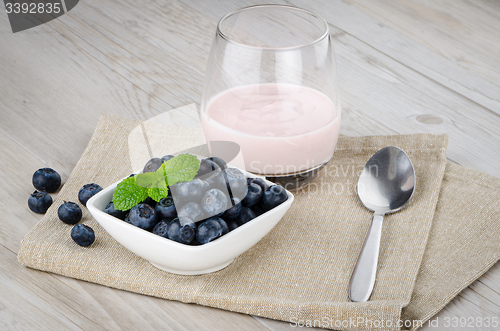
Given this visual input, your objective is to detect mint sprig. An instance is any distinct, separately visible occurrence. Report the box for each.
[112,154,200,210]
[112,176,149,211]
[148,187,169,202]
[163,153,200,186]
[135,164,167,189]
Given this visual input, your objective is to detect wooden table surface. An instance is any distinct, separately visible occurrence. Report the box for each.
[1,0,499,330]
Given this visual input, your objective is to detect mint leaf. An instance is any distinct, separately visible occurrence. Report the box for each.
[112,176,148,211]
[135,165,167,189]
[111,154,200,210]
[163,153,200,186]
[148,187,169,202]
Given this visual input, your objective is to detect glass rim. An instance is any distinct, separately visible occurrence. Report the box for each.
[216,4,330,50]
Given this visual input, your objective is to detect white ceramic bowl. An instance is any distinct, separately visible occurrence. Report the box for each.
[87,169,294,275]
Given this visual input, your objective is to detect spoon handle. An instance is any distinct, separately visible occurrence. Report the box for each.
[348,213,384,302]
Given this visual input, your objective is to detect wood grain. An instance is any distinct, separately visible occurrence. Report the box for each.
[0,0,499,330]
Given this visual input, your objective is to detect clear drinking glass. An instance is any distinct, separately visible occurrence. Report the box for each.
[200,5,341,190]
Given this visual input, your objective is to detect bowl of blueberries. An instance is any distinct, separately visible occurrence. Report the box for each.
[87,154,293,275]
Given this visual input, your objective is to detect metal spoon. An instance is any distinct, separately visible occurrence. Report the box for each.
[348,146,416,302]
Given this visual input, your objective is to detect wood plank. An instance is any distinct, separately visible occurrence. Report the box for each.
[78,0,213,74]
[0,12,198,172]
[0,130,53,251]
[342,0,500,86]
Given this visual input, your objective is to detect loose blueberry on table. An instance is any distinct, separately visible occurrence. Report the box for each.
[58,201,82,224]
[28,190,53,214]
[71,224,95,247]
[32,167,61,193]
[78,183,103,206]
[109,154,288,245]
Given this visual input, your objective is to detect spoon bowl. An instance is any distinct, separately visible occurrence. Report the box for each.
[349,146,415,302]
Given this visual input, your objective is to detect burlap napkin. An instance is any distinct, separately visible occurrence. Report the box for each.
[18,112,500,331]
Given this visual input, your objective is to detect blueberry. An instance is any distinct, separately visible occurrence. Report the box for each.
[200,180,211,194]
[152,220,169,238]
[207,157,227,170]
[78,183,103,206]
[128,203,158,230]
[32,168,61,193]
[167,219,181,242]
[28,190,53,214]
[189,238,202,246]
[237,207,256,226]
[178,202,204,223]
[196,219,222,244]
[154,196,177,220]
[222,168,248,200]
[71,224,95,247]
[260,185,288,211]
[247,177,269,193]
[166,218,194,244]
[171,179,204,204]
[141,196,157,208]
[222,197,242,219]
[242,183,263,207]
[226,219,239,232]
[211,217,228,235]
[104,201,127,220]
[143,157,163,173]
[203,170,225,190]
[58,201,82,224]
[197,158,220,177]
[123,213,132,224]
[178,217,196,244]
[161,154,175,163]
[251,204,266,217]
[201,188,228,218]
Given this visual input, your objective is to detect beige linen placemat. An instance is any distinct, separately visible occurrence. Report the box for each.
[18,114,500,331]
